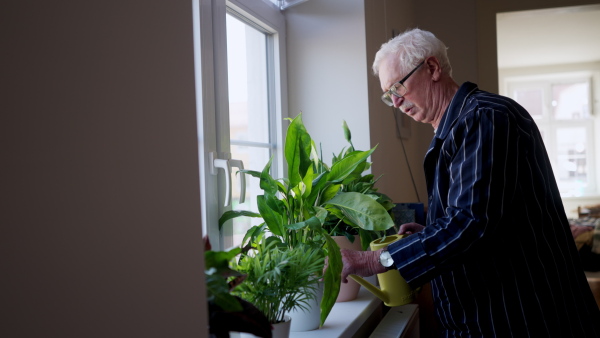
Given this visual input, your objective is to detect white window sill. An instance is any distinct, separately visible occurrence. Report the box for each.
[234,276,420,338]
[291,283,420,338]
[290,283,382,338]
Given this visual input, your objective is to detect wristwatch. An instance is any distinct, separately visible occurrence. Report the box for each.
[379,248,395,270]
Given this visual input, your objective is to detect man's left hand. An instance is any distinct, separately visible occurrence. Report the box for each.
[340,248,388,283]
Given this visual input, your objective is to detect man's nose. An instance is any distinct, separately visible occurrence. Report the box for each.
[392,95,403,108]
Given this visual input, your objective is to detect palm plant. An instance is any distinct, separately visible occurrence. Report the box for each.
[231,237,324,325]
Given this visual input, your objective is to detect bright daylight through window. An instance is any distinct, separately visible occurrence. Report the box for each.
[508,76,595,197]
[226,12,276,247]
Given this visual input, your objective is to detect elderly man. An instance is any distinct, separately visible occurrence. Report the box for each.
[341,28,600,337]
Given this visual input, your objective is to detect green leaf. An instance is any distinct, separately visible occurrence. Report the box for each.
[239,169,262,178]
[345,161,368,183]
[342,120,352,144]
[320,183,340,204]
[313,206,328,224]
[264,235,285,250]
[286,206,328,231]
[285,114,313,190]
[218,210,261,230]
[325,192,395,231]
[205,247,242,270]
[358,228,376,251]
[241,223,266,248]
[206,275,243,312]
[301,164,315,197]
[285,220,310,231]
[257,195,284,236]
[259,156,278,196]
[320,234,341,326]
[328,147,376,184]
[306,171,330,206]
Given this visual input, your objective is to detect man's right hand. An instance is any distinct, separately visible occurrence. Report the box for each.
[398,222,425,235]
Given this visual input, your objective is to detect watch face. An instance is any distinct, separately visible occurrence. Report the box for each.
[380,250,394,268]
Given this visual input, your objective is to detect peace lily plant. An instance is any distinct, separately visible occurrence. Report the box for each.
[219,113,395,327]
[321,121,397,250]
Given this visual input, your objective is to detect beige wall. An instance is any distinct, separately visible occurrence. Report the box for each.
[1,1,206,337]
[365,0,430,205]
[366,0,479,206]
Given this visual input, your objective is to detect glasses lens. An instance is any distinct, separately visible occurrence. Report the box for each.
[391,83,407,98]
[381,92,394,106]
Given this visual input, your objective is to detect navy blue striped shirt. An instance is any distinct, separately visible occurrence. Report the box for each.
[388,82,600,337]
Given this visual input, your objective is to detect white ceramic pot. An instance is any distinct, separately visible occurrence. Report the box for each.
[288,281,323,332]
[271,316,291,338]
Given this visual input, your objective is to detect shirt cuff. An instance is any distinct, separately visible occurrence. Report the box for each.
[387,233,437,288]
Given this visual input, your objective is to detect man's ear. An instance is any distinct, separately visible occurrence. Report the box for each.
[425,56,442,81]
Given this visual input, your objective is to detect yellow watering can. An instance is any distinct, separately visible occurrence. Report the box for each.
[349,234,418,307]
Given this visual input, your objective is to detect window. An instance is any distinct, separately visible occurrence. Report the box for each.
[195,0,286,250]
[226,10,279,246]
[506,75,595,197]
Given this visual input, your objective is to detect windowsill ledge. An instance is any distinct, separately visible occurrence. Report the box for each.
[290,284,382,338]
[234,277,420,338]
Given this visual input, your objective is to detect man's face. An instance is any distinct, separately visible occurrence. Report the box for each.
[379,56,431,123]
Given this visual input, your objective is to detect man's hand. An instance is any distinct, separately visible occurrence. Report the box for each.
[340,248,387,283]
[398,222,425,235]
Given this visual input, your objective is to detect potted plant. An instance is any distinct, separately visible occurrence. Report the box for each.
[219,114,395,327]
[314,120,396,302]
[230,236,324,337]
[204,237,272,338]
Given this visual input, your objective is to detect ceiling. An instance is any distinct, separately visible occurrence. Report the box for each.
[497,4,600,69]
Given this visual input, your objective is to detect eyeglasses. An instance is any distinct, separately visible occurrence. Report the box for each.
[381,61,424,107]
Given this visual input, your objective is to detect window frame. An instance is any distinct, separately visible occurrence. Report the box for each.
[195,0,287,250]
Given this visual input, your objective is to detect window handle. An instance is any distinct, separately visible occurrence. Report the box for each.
[229,159,246,204]
[209,152,231,207]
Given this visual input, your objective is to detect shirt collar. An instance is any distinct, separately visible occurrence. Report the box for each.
[434,82,479,140]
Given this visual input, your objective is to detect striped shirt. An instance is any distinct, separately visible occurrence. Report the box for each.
[388,82,600,337]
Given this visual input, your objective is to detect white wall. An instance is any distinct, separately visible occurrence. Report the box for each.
[286,0,371,164]
[1,1,206,337]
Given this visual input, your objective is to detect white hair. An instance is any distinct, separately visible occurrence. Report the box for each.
[372,28,452,77]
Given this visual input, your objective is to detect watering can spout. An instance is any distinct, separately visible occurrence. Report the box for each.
[349,275,389,303]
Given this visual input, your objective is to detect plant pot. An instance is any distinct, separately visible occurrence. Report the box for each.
[333,235,362,302]
[238,316,291,338]
[289,281,323,332]
[271,316,292,338]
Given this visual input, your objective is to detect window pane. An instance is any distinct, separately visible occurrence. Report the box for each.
[226,14,270,143]
[230,145,270,245]
[514,88,543,118]
[555,127,588,197]
[552,82,590,120]
[226,13,273,248]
